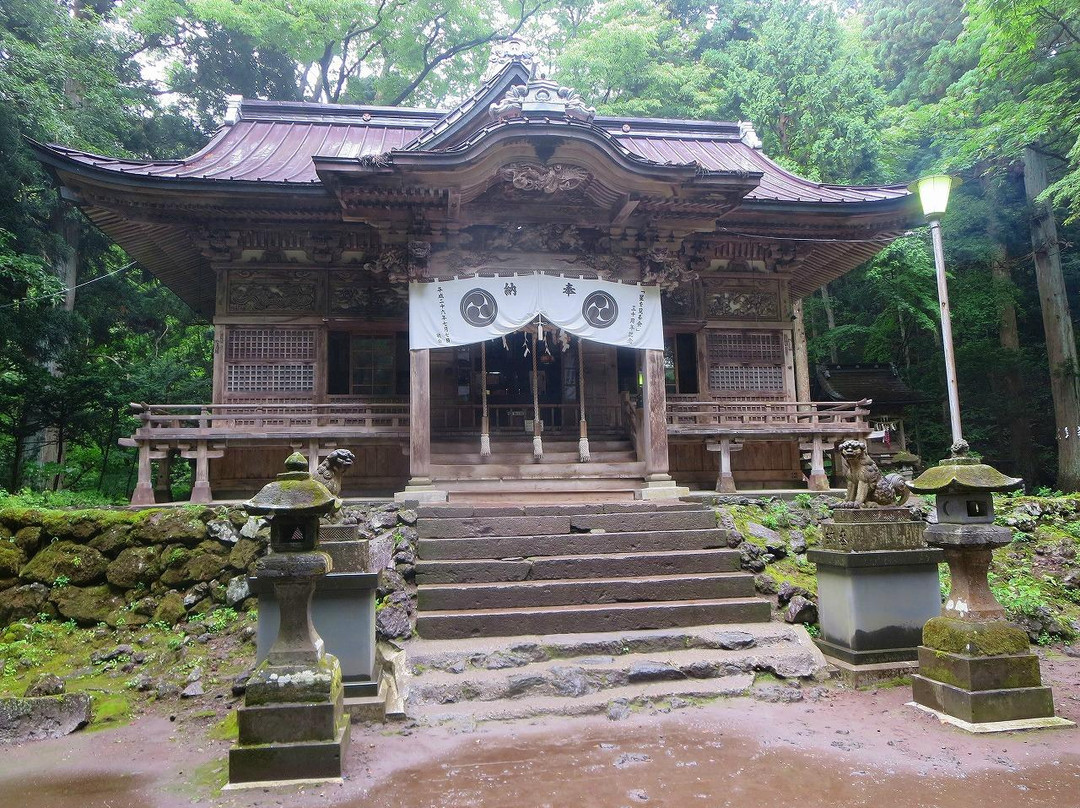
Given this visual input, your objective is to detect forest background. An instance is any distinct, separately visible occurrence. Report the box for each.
[1,0,1078,501]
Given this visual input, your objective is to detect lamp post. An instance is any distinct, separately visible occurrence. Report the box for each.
[909,174,963,447]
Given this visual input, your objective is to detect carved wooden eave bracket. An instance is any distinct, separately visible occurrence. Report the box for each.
[313,120,763,227]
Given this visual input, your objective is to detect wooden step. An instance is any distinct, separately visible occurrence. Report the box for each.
[418,572,755,610]
[439,479,641,494]
[429,461,646,480]
[430,450,638,464]
[446,490,639,504]
[415,548,742,584]
[415,598,772,639]
[431,438,632,452]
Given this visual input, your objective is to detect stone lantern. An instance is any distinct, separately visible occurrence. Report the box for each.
[227,452,351,786]
[909,443,1072,730]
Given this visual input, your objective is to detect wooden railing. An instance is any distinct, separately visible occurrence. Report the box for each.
[128,400,410,436]
[666,396,871,436]
[430,403,623,432]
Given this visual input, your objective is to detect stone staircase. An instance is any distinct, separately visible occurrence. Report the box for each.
[403,623,826,722]
[429,434,644,502]
[414,502,771,640]
[398,502,813,721]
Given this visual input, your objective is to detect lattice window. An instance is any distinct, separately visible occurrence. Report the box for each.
[707,331,782,364]
[226,364,314,393]
[707,330,785,396]
[226,329,316,361]
[708,365,784,391]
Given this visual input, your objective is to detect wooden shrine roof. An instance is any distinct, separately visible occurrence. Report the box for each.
[36,98,906,206]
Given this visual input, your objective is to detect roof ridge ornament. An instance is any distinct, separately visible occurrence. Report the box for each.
[224,95,244,126]
[739,121,762,149]
[484,37,539,80]
[489,76,596,124]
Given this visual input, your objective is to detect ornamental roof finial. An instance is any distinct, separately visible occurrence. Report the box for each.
[484,37,539,80]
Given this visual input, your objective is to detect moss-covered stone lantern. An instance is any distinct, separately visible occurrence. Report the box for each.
[245,451,339,553]
[227,453,351,786]
[908,441,1072,730]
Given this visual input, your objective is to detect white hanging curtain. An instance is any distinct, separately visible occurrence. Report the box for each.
[409,273,663,350]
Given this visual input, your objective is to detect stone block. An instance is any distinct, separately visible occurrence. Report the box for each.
[238,700,341,745]
[228,721,350,784]
[322,540,370,573]
[809,548,942,665]
[0,693,91,744]
[911,675,1055,723]
[916,646,1043,691]
[822,511,926,552]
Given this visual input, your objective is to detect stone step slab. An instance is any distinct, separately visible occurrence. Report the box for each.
[418,529,733,561]
[415,597,772,639]
[415,549,741,584]
[416,502,700,518]
[418,573,755,611]
[405,623,801,673]
[411,674,758,723]
[417,510,718,539]
[407,643,819,706]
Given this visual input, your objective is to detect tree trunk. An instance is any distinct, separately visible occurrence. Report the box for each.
[819,285,838,363]
[989,235,1037,485]
[1024,147,1080,490]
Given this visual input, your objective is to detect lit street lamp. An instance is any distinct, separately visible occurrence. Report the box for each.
[910,174,963,448]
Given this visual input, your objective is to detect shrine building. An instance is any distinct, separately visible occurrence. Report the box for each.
[31,45,917,505]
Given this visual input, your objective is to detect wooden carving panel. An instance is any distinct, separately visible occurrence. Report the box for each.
[661,282,701,321]
[227,269,324,315]
[703,277,781,321]
[328,271,408,318]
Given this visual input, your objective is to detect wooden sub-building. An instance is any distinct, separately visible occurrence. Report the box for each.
[32,50,917,504]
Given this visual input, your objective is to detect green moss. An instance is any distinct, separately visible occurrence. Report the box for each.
[922,617,1030,656]
[88,691,133,729]
[208,710,239,741]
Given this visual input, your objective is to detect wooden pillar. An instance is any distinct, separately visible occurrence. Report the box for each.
[130,443,155,506]
[641,348,671,480]
[792,299,812,406]
[408,348,431,484]
[153,452,172,503]
[190,440,213,504]
[808,435,830,491]
[716,437,736,493]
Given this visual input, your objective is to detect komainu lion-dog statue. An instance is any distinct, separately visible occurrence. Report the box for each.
[314,449,355,496]
[837,439,911,508]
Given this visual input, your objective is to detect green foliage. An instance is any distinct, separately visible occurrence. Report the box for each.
[204,608,239,632]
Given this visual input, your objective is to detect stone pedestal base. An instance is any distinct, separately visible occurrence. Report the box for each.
[228,722,350,786]
[808,547,943,665]
[911,616,1069,730]
[636,477,690,500]
[228,654,350,785]
[822,506,928,552]
[394,481,448,504]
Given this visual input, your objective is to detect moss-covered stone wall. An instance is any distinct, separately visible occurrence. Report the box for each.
[0,506,269,629]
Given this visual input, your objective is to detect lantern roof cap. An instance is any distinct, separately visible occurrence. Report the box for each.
[910,441,1023,495]
[244,452,340,515]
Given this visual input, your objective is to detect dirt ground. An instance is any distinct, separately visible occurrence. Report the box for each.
[1,650,1078,808]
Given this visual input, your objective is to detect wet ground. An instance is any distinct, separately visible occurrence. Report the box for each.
[2,653,1078,808]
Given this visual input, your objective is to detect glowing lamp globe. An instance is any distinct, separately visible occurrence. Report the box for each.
[909,174,961,218]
